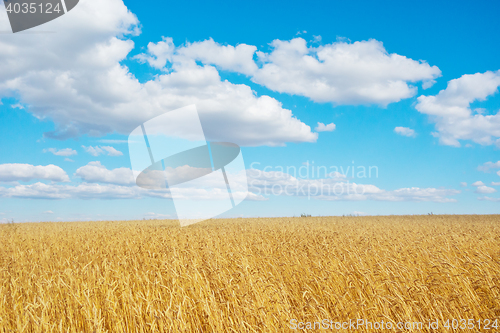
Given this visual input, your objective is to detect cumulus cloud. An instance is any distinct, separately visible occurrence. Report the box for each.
[11,103,24,109]
[183,38,441,106]
[132,41,317,146]
[0,172,458,202]
[478,196,500,202]
[0,182,143,200]
[133,37,175,70]
[415,71,500,147]
[394,126,417,137]
[0,1,316,147]
[478,161,500,172]
[175,38,258,75]
[75,161,134,185]
[82,145,123,157]
[460,182,467,187]
[73,162,263,202]
[491,182,500,186]
[312,35,322,43]
[98,146,123,156]
[472,181,485,186]
[0,164,69,182]
[249,38,441,106]
[247,169,460,203]
[0,161,459,203]
[43,148,77,157]
[315,122,336,132]
[474,186,497,194]
[0,180,263,201]
[0,0,443,147]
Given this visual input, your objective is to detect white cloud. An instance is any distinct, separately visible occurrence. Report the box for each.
[0,180,263,201]
[478,196,500,202]
[0,164,69,182]
[491,182,500,186]
[0,182,143,200]
[315,122,336,132]
[474,186,497,194]
[175,38,258,76]
[44,148,77,157]
[422,80,436,90]
[478,161,500,172]
[11,103,24,109]
[460,182,467,187]
[247,169,460,203]
[249,38,441,106]
[181,37,441,106]
[0,1,316,147]
[352,211,367,216]
[394,126,416,138]
[75,161,134,185]
[82,146,104,157]
[472,181,485,187]
[0,163,458,203]
[101,146,123,156]
[82,145,123,157]
[415,71,500,147]
[70,162,265,201]
[133,42,317,146]
[133,37,175,70]
[44,211,54,214]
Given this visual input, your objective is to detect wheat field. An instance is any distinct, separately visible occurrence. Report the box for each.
[0,215,499,332]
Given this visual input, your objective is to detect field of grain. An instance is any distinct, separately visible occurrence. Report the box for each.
[0,215,499,332]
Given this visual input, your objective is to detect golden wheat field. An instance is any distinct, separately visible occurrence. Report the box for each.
[0,215,499,332]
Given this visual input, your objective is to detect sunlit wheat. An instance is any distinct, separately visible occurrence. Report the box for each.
[0,215,499,332]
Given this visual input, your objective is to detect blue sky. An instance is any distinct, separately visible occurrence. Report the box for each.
[0,0,499,223]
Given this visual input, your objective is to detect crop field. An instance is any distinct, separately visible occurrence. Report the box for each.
[0,215,499,332]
